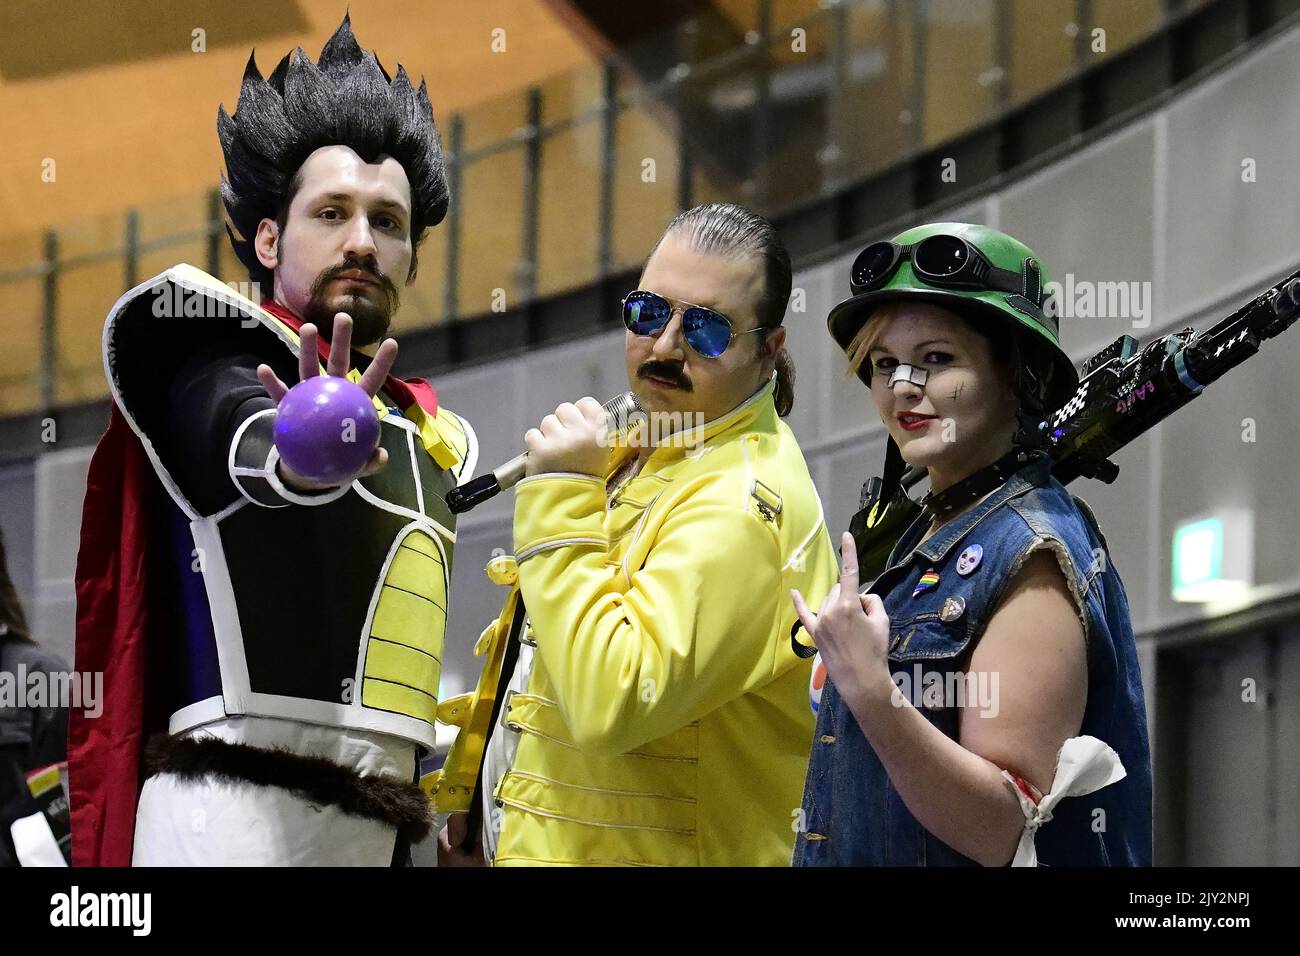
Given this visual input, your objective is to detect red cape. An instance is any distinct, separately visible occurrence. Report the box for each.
[69,297,438,866]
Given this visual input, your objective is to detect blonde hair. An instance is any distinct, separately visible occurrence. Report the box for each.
[845,302,904,380]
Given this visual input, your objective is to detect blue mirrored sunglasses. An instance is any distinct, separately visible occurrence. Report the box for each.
[622,290,767,358]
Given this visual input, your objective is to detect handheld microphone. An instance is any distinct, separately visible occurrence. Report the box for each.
[445,392,643,514]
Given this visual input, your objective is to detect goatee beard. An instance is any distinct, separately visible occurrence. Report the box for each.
[303,263,400,346]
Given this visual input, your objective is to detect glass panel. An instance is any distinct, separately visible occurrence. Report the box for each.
[753,15,833,211]
[611,105,681,273]
[538,59,603,127]
[456,145,527,317]
[1091,0,1164,59]
[664,54,752,206]
[55,258,117,405]
[772,0,829,33]
[135,191,209,285]
[0,275,42,415]
[536,119,601,297]
[820,2,913,190]
[678,10,750,63]
[463,90,525,153]
[768,4,831,64]
[0,229,50,414]
[53,209,120,406]
[54,208,117,262]
[920,0,998,148]
[710,0,829,40]
[402,217,447,328]
[136,239,205,283]
[691,159,741,208]
[0,233,47,275]
[711,0,757,35]
[1007,0,1076,106]
[137,190,206,247]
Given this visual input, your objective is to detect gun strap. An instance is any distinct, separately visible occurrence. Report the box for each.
[880,437,908,502]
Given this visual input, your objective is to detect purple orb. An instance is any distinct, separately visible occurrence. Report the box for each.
[274,377,381,485]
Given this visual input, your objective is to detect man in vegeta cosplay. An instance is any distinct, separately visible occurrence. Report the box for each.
[69,14,477,866]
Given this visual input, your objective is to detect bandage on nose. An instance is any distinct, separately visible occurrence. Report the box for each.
[887,363,928,389]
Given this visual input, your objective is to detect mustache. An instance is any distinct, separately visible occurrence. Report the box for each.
[304,261,399,346]
[314,261,398,301]
[637,361,692,391]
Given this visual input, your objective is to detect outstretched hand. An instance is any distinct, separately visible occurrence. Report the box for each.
[255,311,399,490]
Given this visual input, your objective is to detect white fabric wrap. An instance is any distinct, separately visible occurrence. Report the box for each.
[1002,735,1127,867]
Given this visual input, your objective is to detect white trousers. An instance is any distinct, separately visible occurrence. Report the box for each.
[131,715,415,867]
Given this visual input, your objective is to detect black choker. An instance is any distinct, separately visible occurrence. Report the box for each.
[919,447,1045,519]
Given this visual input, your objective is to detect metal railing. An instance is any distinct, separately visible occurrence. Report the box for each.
[0,0,1185,418]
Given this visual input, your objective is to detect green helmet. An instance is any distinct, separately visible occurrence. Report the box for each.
[827,222,1078,410]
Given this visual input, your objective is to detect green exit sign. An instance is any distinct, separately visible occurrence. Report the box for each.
[1172,510,1253,603]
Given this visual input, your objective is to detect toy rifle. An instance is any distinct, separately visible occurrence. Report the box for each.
[848,268,1300,582]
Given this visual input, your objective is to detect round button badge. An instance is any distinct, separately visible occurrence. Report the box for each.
[940,595,967,623]
[956,544,983,576]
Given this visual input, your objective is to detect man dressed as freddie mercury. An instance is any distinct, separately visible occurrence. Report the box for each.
[70,15,476,866]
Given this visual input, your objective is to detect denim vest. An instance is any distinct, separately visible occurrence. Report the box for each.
[794,455,1152,866]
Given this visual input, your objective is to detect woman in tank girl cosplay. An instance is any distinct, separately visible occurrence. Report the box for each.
[790,223,1152,866]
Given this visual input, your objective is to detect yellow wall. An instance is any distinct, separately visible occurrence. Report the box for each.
[0,0,594,235]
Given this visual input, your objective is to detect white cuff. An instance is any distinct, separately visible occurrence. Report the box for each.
[227,409,290,509]
[262,446,354,507]
[514,472,606,489]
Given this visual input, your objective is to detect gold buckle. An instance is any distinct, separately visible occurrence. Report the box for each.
[751,480,783,522]
[501,689,521,733]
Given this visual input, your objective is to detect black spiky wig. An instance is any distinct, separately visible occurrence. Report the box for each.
[217,13,449,287]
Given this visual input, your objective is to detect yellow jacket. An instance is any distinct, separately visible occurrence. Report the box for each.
[490,379,838,866]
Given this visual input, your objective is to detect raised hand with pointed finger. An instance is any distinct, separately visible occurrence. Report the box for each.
[790,532,894,707]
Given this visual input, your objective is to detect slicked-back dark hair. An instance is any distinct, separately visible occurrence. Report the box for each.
[217,13,449,288]
[657,203,797,416]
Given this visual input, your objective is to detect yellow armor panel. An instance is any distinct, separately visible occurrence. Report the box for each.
[361,529,447,724]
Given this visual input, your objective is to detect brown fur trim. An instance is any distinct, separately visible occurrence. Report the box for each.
[144,733,432,842]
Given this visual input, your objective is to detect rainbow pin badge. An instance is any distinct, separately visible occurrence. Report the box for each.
[912,569,940,598]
